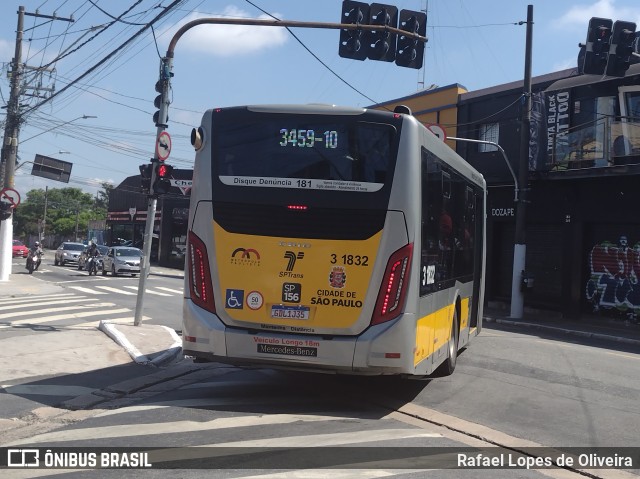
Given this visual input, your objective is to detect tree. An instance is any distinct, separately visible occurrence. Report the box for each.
[13,187,106,242]
[94,182,114,212]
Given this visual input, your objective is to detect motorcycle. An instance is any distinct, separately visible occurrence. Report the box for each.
[26,250,43,274]
[86,256,98,276]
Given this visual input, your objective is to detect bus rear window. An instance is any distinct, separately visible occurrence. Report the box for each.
[214,116,396,193]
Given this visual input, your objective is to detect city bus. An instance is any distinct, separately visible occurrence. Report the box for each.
[183,104,486,377]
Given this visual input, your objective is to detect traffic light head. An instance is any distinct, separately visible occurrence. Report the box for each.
[605,20,637,77]
[367,3,398,62]
[139,164,152,193]
[582,17,613,75]
[152,161,174,196]
[0,202,13,221]
[396,10,427,69]
[339,1,370,60]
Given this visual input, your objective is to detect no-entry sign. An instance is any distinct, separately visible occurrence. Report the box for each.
[0,188,20,209]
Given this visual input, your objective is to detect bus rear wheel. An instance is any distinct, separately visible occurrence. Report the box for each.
[433,309,459,377]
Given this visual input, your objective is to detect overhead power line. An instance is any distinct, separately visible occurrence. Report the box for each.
[23,0,188,117]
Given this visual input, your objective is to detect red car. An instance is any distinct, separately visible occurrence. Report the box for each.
[12,240,29,258]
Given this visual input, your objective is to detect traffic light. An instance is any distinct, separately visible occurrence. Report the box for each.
[139,164,152,193]
[582,17,612,75]
[396,10,427,69]
[605,20,637,77]
[339,1,370,60]
[153,80,169,127]
[153,161,173,196]
[367,4,398,62]
[0,202,12,221]
[338,2,426,68]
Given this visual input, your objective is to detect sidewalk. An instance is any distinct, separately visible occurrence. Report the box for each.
[484,302,640,347]
[1,265,185,367]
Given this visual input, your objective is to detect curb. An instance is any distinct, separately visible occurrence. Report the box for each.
[484,316,640,347]
[98,320,183,366]
[152,326,183,366]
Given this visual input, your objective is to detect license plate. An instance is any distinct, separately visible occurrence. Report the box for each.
[271,305,310,319]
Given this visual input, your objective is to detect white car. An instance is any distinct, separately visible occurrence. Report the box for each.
[102,246,142,277]
[54,242,85,266]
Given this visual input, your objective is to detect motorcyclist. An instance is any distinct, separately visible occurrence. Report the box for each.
[26,241,43,271]
[87,242,100,274]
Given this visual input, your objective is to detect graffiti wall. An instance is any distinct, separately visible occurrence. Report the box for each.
[585,236,640,320]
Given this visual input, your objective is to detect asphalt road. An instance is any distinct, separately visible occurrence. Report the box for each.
[3,256,639,478]
[10,255,184,332]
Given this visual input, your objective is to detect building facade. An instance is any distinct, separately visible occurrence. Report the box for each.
[377,63,640,323]
[106,169,192,268]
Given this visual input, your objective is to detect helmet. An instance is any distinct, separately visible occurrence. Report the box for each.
[35,241,40,246]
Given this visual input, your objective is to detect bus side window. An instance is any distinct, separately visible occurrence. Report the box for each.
[421,148,442,295]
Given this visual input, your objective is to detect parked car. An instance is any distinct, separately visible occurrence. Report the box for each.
[12,240,29,258]
[102,246,142,277]
[54,242,85,266]
[78,244,109,271]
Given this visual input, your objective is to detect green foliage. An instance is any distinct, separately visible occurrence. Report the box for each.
[94,181,114,212]
[13,183,113,240]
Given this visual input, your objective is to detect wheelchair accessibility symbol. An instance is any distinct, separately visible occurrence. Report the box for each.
[225,289,244,309]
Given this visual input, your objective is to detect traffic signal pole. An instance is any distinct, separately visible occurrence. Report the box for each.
[132,13,426,325]
[133,57,172,326]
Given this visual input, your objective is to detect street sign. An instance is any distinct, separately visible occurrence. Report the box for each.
[427,124,447,142]
[156,131,171,161]
[31,154,73,183]
[0,187,21,209]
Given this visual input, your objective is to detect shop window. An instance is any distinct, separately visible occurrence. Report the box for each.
[478,123,499,152]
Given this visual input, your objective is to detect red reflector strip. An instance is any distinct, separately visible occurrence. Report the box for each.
[385,353,401,359]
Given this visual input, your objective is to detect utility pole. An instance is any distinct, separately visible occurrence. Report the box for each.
[0,6,25,282]
[74,207,80,242]
[510,4,534,319]
[0,7,73,282]
[42,186,48,244]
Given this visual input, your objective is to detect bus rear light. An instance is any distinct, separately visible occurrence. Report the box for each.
[184,335,197,343]
[371,243,413,326]
[385,352,401,359]
[188,231,216,313]
[287,204,308,211]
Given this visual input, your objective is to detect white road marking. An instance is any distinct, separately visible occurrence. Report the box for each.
[199,429,441,448]
[155,286,183,295]
[94,286,136,295]
[0,298,91,312]
[0,293,77,304]
[8,413,376,445]
[0,303,116,320]
[5,308,130,326]
[69,286,107,295]
[122,285,171,296]
[61,317,151,329]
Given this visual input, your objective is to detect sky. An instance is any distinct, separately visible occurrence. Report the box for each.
[1,0,640,200]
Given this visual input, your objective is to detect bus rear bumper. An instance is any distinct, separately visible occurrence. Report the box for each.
[182,300,413,375]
